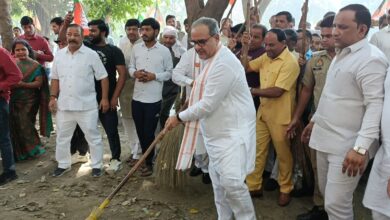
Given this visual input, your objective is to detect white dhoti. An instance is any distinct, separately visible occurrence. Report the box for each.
[121,117,141,159]
[119,78,141,159]
[55,109,104,169]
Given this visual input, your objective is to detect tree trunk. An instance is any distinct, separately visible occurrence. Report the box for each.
[185,0,229,25]
[0,0,14,51]
[184,0,229,48]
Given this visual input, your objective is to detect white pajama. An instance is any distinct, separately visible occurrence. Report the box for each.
[194,133,209,173]
[207,142,256,220]
[121,117,141,159]
[372,211,390,220]
[56,109,104,169]
[316,150,366,220]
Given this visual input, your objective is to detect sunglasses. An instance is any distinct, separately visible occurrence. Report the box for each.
[190,35,214,46]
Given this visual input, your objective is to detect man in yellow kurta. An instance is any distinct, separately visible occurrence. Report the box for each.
[245,29,300,206]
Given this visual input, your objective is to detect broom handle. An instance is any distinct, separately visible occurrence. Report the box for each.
[220,0,237,34]
[105,131,166,200]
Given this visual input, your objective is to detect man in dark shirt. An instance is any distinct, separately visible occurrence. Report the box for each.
[239,24,267,110]
[86,19,127,174]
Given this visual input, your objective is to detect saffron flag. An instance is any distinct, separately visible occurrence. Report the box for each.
[73,0,89,36]
[372,0,390,20]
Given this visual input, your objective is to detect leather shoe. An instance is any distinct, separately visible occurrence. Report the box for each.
[278,192,291,206]
[202,173,212,184]
[296,206,328,220]
[249,189,263,198]
[264,178,279,191]
[189,167,202,176]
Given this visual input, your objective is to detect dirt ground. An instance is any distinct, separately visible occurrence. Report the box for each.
[0,123,373,220]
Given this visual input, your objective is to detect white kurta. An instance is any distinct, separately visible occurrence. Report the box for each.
[179,46,256,180]
[363,67,390,218]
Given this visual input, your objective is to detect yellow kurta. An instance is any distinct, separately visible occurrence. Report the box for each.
[246,47,300,193]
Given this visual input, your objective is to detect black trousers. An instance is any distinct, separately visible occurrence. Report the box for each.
[132,100,161,166]
[160,94,177,129]
[99,109,121,160]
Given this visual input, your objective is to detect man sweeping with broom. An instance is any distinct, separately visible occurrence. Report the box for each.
[165,17,257,220]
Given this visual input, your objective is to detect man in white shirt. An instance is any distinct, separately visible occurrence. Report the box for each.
[171,40,211,184]
[129,18,173,177]
[370,9,390,61]
[302,4,389,219]
[160,26,186,128]
[363,66,390,220]
[180,18,190,49]
[49,24,109,178]
[166,17,256,220]
[118,19,143,167]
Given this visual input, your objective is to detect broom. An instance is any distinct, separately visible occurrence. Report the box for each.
[155,87,188,188]
[85,130,166,220]
[155,123,186,188]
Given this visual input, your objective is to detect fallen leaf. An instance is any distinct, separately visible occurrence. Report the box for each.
[19,192,26,198]
[121,200,130,206]
[189,208,199,214]
[142,207,150,214]
[16,180,30,184]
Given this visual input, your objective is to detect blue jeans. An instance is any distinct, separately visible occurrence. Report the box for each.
[0,98,15,173]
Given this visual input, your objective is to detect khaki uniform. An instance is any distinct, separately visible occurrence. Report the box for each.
[302,50,333,206]
[302,50,332,110]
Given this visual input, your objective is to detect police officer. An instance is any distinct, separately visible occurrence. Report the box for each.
[286,15,336,220]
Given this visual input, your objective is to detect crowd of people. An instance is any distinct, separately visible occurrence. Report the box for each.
[1,3,390,220]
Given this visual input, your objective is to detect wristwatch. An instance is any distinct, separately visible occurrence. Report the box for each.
[353,146,367,156]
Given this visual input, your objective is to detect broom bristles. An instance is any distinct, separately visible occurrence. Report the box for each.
[155,124,187,189]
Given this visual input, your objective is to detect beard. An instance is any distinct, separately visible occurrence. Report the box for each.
[142,35,154,42]
[90,35,102,44]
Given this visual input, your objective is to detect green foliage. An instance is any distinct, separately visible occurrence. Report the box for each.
[83,0,153,21]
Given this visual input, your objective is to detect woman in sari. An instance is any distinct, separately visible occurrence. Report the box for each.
[10,40,53,161]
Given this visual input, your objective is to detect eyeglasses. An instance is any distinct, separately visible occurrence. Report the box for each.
[190,35,214,47]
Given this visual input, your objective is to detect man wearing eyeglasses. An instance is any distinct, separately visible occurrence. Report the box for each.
[166,17,256,220]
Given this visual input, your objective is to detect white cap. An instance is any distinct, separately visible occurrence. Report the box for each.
[162,26,177,38]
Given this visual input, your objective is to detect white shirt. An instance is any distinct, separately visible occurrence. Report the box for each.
[118,36,142,66]
[310,39,389,157]
[178,46,256,178]
[128,41,173,103]
[363,67,390,217]
[51,44,108,111]
[180,34,188,50]
[172,48,201,86]
[171,42,186,59]
[370,26,390,61]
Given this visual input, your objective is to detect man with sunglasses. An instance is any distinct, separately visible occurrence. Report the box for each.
[166,17,256,220]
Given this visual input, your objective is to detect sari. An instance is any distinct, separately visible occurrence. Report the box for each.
[9,59,53,161]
